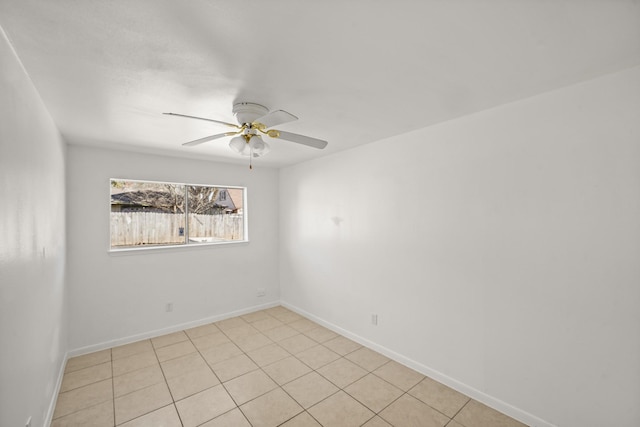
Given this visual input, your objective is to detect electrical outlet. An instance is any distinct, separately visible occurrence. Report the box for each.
[166,302,173,312]
[26,416,32,427]
[371,314,378,325]
[257,288,266,297]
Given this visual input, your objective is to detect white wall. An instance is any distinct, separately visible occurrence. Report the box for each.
[66,145,280,351]
[280,66,640,427]
[0,29,68,427]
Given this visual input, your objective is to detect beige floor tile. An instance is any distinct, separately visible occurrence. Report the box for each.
[211,353,259,382]
[200,408,251,427]
[317,358,367,388]
[119,404,182,427]
[50,400,113,427]
[114,364,165,397]
[155,339,197,362]
[151,331,189,349]
[270,311,303,324]
[251,316,284,332]
[233,332,273,352]
[216,316,248,331]
[161,352,209,379]
[246,343,291,367]
[240,387,303,427]
[303,326,338,343]
[224,369,278,405]
[200,341,243,366]
[112,340,154,360]
[288,318,319,333]
[53,379,113,419]
[362,416,393,427]
[323,336,362,355]
[308,391,374,427]
[283,371,339,409]
[241,310,272,323]
[345,373,404,413]
[280,411,322,427]
[453,400,528,427]
[185,323,220,339]
[409,377,469,418]
[262,356,312,385]
[166,365,220,401]
[191,331,231,351]
[263,325,299,342]
[60,361,112,393]
[65,349,111,373]
[278,334,317,354]
[264,306,290,316]
[379,394,449,427]
[112,351,158,377]
[175,385,237,427]
[446,421,466,427]
[223,323,260,341]
[114,382,173,425]
[345,347,390,371]
[373,361,425,391]
[295,345,341,370]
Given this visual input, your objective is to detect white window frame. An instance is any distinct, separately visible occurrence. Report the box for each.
[109,178,248,253]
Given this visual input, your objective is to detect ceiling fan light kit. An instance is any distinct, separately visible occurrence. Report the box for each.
[228,133,270,158]
[164,102,328,169]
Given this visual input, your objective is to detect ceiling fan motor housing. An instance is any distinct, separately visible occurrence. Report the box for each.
[232,102,269,126]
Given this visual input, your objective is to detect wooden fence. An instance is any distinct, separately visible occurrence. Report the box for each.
[110,212,244,247]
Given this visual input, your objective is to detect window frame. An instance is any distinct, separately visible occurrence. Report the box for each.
[108,178,248,253]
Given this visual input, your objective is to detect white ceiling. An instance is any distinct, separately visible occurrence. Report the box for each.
[1,0,639,168]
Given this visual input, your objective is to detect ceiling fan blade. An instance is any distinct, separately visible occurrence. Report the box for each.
[164,112,241,129]
[272,130,328,149]
[182,132,238,147]
[254,110,298,128]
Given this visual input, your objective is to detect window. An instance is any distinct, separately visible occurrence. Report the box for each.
[110,179,246,249]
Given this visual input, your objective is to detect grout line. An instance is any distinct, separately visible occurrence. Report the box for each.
[50,398,114,424]
[233,310,292,426]
[115,337,187,427]
[149,340,173,396]
[267,341,369,423]
[187,316,262,427]
[304,410,325,427]
[216,310,319,424]
[55,361,113,394]
[50,354,114,422]
[156,312,304,424]
[184,322,232,425]
[446,397,472,427]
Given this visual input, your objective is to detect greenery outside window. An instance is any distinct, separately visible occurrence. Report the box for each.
[110,179,246,249]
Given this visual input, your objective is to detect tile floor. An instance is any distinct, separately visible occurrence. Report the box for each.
[51,306,527,427]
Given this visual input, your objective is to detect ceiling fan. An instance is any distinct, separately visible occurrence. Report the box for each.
[164,102,328,168]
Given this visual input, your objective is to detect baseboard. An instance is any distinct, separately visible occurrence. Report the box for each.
[281,301,556,427]
[45,350,68,427]
[68,300,280,357]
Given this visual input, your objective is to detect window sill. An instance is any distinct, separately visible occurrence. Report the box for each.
[108,239,249,255]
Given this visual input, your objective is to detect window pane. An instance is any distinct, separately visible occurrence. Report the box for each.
[110,180,186,248]
[187,185,244,243]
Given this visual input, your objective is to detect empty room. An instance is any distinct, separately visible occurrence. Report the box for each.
[1,1,639,427]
